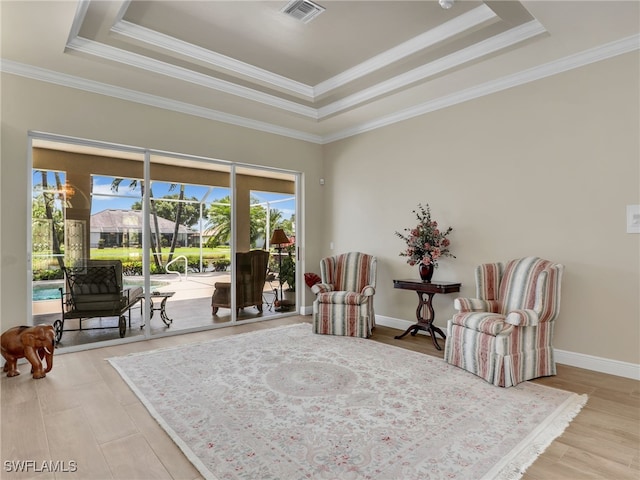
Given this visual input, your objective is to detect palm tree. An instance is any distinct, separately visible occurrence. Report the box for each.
[205,197,231,247]
[206,196,286,249]
[110,178,164,270]
[34,170,65,269]
[166,184,185,264]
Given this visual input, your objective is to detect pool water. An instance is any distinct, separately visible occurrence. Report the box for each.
[32,280,168,301]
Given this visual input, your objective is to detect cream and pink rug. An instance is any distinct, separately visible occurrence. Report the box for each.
[108,324,586,480]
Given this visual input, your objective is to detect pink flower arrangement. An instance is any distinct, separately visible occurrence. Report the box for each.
[395,203,455,268]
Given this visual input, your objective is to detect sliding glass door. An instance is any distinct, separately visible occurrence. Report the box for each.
[29,135,299,350]
[147,154,234,331]
[31,142,145,346]
[238,165,297,315]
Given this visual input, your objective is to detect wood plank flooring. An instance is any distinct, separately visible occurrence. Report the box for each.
[1,317,638,479]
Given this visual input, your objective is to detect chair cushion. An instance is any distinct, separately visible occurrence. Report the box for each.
[72,294,121,311]
[321,252,375,292]
[452,311,511,336]
[316,291,367,306]
[499,257,551,313]
[211,250,270,309]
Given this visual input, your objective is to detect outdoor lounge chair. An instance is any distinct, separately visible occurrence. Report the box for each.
[54,259,143,343]
[211,250,270,315]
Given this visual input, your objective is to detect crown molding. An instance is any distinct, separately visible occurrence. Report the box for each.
[66,0,91,45]
[108,4,496,102]
[65,36,319,119]
[313,4,497,96]
[62,3,538,120]
[318,19,546,119]
[72,17,545,121]
[0,59,323,144]
[111,20,315,100]
[2,34,637,145]
[321,34,640,143]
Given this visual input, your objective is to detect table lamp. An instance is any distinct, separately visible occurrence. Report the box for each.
[269,228,289,307]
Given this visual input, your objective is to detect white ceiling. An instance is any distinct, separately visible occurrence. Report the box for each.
[2,1,639,144]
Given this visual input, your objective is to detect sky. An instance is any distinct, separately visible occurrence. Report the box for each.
[34,172,295,224]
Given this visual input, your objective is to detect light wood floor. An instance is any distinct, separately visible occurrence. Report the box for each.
[1,317,638,479]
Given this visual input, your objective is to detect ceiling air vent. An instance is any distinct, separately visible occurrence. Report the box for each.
[281,0,325,24]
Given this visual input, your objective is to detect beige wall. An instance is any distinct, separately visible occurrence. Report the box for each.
[2,51,638,367]
[0,74,325,329]
[321,52,640,365]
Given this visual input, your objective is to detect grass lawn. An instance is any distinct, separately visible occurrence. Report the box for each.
[91,246,231,262]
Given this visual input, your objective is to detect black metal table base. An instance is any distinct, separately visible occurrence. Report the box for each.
[394,321,446,350]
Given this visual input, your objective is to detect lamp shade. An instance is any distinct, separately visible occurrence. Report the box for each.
[270,228,289,246]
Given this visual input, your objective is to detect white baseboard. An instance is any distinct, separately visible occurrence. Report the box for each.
[375,316,640,381]
[554,349,640,381]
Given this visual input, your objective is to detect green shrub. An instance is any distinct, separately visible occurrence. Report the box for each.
[122,261,143,275]
[121,261,164,276]
[279,250,296,292]
[210,258,230,271]
[32,269,64,281]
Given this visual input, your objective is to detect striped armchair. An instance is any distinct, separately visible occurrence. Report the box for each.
[311,252,377,338]
[444,257,564,387]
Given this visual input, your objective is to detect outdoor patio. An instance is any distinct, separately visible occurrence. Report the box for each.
[33,271,286,348]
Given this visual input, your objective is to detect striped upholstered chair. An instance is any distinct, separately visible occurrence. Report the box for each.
[311,252,377,338]
[444,257,564,387]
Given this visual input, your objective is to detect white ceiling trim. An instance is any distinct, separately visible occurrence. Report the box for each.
[317,19,546,119]
[1,59,322,144]
[322,34,640,143]
[111,20,315,100]
[108,4,496,101]
[2,34,637,145]
[66,17,545,121]
[66,0,91,45]
[313,4,497,97]
[65,36,319,119]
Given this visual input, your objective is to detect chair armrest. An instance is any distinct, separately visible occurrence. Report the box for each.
[122,287,143,309]
[505,309,540,327]
[454,297,497,312]
[311,283,334,295]
[360,285,375,296]
[59,288,74,312]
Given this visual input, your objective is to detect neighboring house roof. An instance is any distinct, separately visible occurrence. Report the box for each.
[90,209,191,234]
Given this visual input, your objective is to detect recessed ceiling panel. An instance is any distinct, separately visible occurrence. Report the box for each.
[120,1,483,85]
[2,0,638,142]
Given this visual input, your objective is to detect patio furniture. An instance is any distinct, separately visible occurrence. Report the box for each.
[262,269,278,311]
[311,251,377,338]
[137,291,175,328]
[444,256,564,387]
[53,260,143,343]
[211,250,270,315]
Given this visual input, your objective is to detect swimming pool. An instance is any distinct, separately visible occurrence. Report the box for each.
[32,280,168,301]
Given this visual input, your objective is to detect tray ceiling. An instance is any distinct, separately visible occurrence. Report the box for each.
[1,1,639,143]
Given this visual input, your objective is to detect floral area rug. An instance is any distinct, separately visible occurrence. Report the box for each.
[108,324,586,480]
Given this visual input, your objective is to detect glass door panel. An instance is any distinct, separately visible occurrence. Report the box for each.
[31,143,145,347]
[149,154,232,333]
[237,166,297,315]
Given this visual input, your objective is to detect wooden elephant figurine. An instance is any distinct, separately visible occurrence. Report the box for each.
[1,324,55,379]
